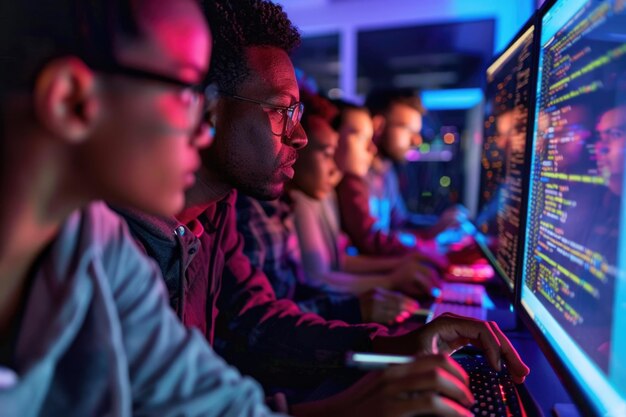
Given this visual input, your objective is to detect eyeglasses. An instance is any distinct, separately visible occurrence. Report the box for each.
[72,0,208,135]
[223,94,304,139]
[95,63,208,133]
[596,125,626,143]
[72,0,205,110]
[97,63,205,108]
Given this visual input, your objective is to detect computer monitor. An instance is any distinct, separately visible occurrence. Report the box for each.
[475,19,537,294]
[520,0,626,415]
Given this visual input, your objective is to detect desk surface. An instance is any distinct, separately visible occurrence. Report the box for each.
[507,330,577,417]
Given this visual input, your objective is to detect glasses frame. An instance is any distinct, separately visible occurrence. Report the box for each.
[223,94,304,140]
[96,63,205,99]
[595,124,626,143]
[95,63,208,132]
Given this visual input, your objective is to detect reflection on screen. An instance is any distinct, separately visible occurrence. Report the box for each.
[521,0,626,415]
[477,26,534,291]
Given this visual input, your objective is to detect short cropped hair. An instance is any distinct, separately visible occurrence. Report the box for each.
[365,88,426,117]
[202,0,301,95]
[0,0,142,91]
[330,99,370,131]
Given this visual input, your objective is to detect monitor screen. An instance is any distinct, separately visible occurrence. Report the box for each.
[476,24,535,292]
[521,0,626,415]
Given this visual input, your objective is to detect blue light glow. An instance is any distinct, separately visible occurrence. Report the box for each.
[421,88,484,110]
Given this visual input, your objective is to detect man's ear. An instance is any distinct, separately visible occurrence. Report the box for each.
[372,114,386,139]
[33,57,99,144]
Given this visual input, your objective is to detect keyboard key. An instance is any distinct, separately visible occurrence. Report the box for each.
[455,355,525,417]
[438,282,486,305]
[427,302,487,322]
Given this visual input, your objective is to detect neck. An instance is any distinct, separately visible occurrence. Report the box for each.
[371,155,386,172]
[178,166,231,224]
[0,126,87,333]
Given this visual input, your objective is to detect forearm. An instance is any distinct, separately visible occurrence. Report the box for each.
[296,293,362,323]
[290,399,345,417]
[216,300,384,388]
[320,270,395,295]
[371,333,416,355]
[343,254,403,274]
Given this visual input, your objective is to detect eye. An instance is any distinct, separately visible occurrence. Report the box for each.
[609,129,625,141]
[285,106,296,118]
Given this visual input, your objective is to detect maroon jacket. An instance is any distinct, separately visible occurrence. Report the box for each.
[336,172,412,256]
[117,190,387,388]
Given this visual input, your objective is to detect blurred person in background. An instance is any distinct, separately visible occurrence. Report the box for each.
[118,2,529,416]
[366,89,466,241]
[290,93,441,301]
[333,100,449,264]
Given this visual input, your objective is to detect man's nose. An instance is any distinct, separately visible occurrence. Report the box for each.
[284,123,308,150]
[368,141,378,156]
[411,132,423,147]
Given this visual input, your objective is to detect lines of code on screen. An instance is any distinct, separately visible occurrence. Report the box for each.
[525,1,626,373]
[478,27,534,289]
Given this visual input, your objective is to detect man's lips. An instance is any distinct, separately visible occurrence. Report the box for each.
[281,158,297,168]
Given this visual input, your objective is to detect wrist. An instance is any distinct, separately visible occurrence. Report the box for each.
[290,399,342,417]
[372,331,422,355]
[372,334,401,354]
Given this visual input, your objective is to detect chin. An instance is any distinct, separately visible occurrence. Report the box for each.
[141,194,185,217]
[239,182,284,201]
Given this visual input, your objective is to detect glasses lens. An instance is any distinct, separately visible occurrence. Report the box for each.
[284,103,304,137]
[178,88,202,107]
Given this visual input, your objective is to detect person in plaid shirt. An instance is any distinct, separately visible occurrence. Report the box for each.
[237,192,419,324]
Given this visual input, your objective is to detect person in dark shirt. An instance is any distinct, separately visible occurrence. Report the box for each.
[0,1,284,416]
[119,1,529,415]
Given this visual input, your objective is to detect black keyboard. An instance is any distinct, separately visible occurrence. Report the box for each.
[455,355,526,417]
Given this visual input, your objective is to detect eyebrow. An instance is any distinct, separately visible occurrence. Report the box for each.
[267,92,298,104]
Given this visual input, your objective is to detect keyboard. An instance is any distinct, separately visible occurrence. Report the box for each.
[427,302,487,322]
[446,262,495,283]
[438,282,486,306]
[456,354,526,417]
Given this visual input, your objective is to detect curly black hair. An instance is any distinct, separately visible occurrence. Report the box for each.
[202,0,301,95]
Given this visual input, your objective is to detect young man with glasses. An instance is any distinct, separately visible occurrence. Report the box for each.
[0,0,295,415]
[119,1,529,416]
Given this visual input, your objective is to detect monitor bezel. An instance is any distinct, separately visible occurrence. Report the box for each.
[474,14,539,304]
[515,0,623,415]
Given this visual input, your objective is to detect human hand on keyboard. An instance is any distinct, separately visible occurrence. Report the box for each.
[292,354,476,417]
[390,260,442,298]
[440,204,470,230]
[411,314,530,384]
[372,314,530,385]
[408,248,450,273]
[359,288,420,324]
